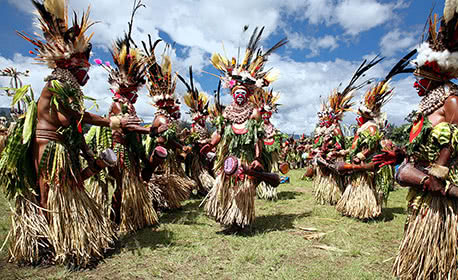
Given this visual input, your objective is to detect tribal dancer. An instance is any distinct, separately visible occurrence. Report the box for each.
[313,83,354,205]
[90,0,158,233]
[251,88,284,200]
[178,67,215,196]
[311,107,327,195]
[374,2,458,278]
[143,39,195,210]
[336,54,413,220]
[0,0,140,267]
[0,117,8,153]
[201,27,286,231]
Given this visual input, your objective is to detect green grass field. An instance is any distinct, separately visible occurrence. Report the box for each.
[0,169,407,279]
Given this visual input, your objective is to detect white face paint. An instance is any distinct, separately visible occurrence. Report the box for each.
[233,88,248,105]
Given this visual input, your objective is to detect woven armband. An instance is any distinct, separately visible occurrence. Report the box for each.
[428,164,449,179]
[356,152,366,161]
[109,116,121,130]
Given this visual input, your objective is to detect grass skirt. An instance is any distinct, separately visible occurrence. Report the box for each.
[392,192,458,279]
[45,143,116,268]
[256,182,278,201]
[314,167,343,205]
[117,168,159,233]
[86,175,112,219]
[7,191,52,265]
[312,165,323,195]
[149,174,194,210]
[336,172,382,220]
[0,134,7,154]
[149,154,194,210]
[190,155,215,195]
[205,173,256,228]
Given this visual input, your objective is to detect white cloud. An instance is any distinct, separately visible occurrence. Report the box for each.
[288,32,339,57]
[334,0,394,35]
[267,54,418,133]
[380,29,418,57]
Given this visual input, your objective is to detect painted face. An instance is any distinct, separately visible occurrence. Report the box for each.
[413,78,432,97]
[125,92,138,104]
[356,116,366,127]
[71,67,90,86]
[233,88,248,105]
[165,105,180,119]
[262,111,272,121]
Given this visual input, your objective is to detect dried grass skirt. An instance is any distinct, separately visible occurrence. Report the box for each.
[205,173,256,228]
[7,191,52,265]
[45,143,116,268]
[392,192,458,280]
[336,172,382,220]
[257,182,278,201]
[314,167,343,205]
[117,168,159,233]
[190,155,215,195]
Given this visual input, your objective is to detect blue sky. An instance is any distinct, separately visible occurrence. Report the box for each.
[0,0,445,134]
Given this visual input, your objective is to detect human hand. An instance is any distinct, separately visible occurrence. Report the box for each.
[372,149,397,168]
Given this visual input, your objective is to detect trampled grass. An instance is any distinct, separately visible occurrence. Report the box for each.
[0,169,407,279]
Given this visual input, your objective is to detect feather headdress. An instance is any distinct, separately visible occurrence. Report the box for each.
[178,66,210,118]
[210,26,287,94]
[327,56,383,121]
[208,81,225,120]
[359,50,416,118]
[143,36,178,108]
[250,87,280,113]
[96,0,147,95]
[414,0,458,80]
[17,0,95,68]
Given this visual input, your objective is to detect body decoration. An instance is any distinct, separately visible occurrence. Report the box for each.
[143,39,195,210]
[372,5,458,276]
[203,27,286,231]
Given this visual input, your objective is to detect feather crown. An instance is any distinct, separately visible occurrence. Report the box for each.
[96,0,147,95]
[210,26,287,95]
[324,56,383,121]
[250,87,280,114]
[143,36,178,108]
[178,66,210,119]
[413,0,458,80]
[359,50,416,118]
[17,0,96,68]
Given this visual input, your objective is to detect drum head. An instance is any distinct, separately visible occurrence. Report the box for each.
[224,156,239,175]
[154,146,168,159]
[279,162,290,174]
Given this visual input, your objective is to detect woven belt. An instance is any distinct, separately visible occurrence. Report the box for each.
[35,129,64,142]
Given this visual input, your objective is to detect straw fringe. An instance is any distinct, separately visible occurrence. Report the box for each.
[205,172,256,228]
[149,174,193,210]
[118,170,158,233]
[87,177,112,219]
[0,134,7,153]
[393,194,458,280]
[148,153,194,210]
[7,191,53,265]
[257,182,278,201]
[190,155,215,195]
[312,165,324,194]
[336,172,383,220]
[314,167,344,205]
[46,143,116,268]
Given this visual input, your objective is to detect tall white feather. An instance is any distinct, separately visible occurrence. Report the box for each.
[444,0,455,23]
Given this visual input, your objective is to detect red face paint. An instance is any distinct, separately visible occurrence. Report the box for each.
[72,67,90,86]
[262,111,272,120]
[413,78,431,97]
[356,116,366,127]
